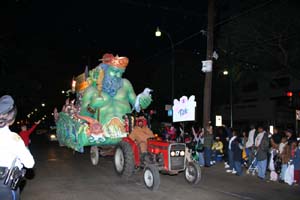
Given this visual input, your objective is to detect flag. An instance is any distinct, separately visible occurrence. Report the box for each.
[84,65,89,81]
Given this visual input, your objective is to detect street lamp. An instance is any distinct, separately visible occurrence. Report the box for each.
[155,26,175,101]
[223,69,233,128]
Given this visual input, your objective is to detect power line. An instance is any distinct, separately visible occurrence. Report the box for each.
[214,0,276,27]
[140,0,280,64]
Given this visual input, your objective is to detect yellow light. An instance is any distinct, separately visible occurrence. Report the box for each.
[223,70,229,75]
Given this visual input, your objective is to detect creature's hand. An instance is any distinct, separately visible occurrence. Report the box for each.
[139,94,152,109]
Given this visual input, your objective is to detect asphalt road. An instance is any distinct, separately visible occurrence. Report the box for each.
[21,136,300,200]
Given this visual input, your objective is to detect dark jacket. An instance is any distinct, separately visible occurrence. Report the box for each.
[232,137,242,162]
[203,133,214,148]
[256,132,269,161]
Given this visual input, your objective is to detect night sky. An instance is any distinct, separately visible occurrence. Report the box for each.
[2,0,300,124]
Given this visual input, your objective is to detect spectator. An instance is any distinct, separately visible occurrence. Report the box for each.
[211,136,223,164]
[255,125,269,180]
[279,140,291,183]
[241,130,248,167]
[19,120,41,148]
[222,125,232,169]
[232,131,243,176]
[285,129,296,145]
[291,140,300,185]
[245,125,257,167]
[226,129,238,174]
[168,125,177,141]
[192,125,204,167]
[270,127,282,150]
[268,127,282,181]
[203,121,214,167]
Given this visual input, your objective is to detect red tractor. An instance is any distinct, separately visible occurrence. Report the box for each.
[113,136,201,190]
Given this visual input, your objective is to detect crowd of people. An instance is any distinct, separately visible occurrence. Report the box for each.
[161,121,300,186]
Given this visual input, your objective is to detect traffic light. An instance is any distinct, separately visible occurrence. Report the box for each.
[286,91,293,107]
[286,91,293,97]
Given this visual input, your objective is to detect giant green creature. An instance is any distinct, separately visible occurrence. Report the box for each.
[55,53,152,152]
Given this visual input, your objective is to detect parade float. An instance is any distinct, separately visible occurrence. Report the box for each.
[54,53,152,159]
[54,53,201,190]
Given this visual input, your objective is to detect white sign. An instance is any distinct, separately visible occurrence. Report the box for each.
[215,115,222,127]
[296,110,300,120]
[172,95,196,122]
[201,60,212,73]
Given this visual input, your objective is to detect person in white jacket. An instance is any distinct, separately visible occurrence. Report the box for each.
[245,125,256,167]
[0,95,35,200]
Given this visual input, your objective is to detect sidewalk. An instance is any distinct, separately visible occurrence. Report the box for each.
[198,161,300,200]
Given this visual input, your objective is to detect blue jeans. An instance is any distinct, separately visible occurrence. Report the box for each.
[228,149,235,170]
[234,161,242,176]
[204,147,212,166]
[197,152,204,166]
[257,159,267,179]
[280,164,288,181]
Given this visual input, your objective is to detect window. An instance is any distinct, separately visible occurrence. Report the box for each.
[242,81,258,92]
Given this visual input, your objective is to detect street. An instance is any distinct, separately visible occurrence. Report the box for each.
[21,135,299,200]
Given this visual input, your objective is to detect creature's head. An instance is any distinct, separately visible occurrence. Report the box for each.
[97,54,128,97]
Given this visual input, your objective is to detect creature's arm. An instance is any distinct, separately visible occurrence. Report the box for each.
[123,79,137,107]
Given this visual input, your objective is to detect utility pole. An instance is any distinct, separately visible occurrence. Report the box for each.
[203,0,215,128]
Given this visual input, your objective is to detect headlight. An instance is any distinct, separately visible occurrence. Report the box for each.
[50,134,57,140]
[180,150,185,156]
[170,151,176,157]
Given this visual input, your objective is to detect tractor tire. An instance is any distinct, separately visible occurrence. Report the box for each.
[90,146,99,165]
[114,141,135,179]
[143,164,160,191]
[184,161,201,185]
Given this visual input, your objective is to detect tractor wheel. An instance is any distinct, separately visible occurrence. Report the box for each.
[114,141,135,179]
[143,164,160,191]
[90,146,99,165]
[184,161,201,185]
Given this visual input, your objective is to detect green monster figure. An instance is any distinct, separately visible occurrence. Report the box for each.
[81,53,152,135]
[55,53,152,151]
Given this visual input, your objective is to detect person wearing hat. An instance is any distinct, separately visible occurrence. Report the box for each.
[0,95,35,200]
